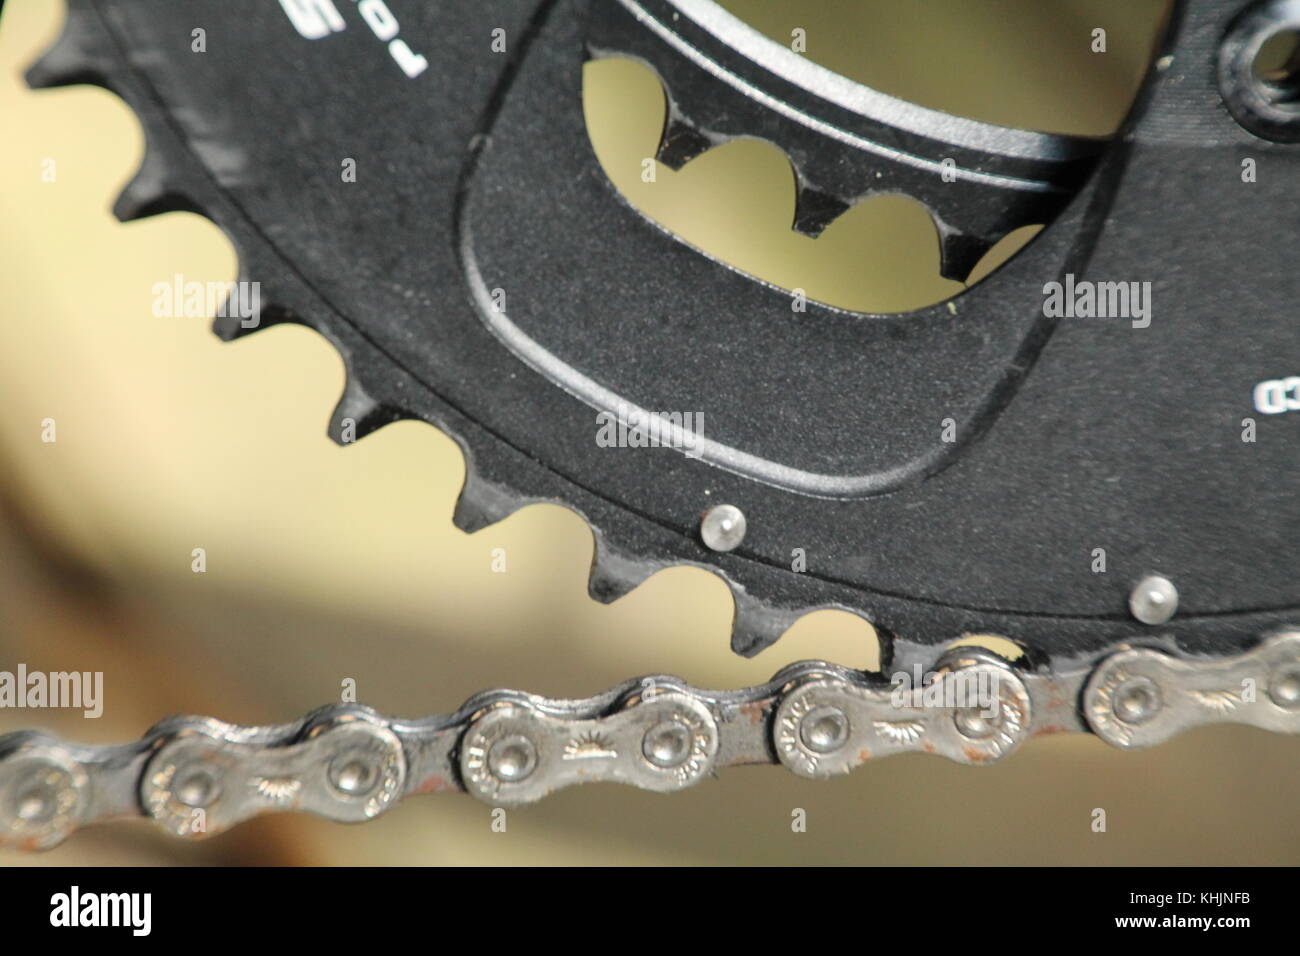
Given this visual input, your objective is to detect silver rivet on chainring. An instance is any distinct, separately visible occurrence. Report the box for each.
[699,504,746,552]
[1129,575,1179,625]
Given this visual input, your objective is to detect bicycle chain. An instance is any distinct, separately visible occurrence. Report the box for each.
[2,632,1297,850]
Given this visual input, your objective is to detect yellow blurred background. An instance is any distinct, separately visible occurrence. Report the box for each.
[1,0,1296,865]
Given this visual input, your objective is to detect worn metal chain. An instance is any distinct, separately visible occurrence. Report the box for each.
[1,632,1297,850]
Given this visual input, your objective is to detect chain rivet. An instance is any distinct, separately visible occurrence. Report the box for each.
[487,734,538,782]
[953,704,1002,740]
[1112,676,1162,725]
[175,768,219,808]
[642,720,691,768]
[1268,662,1300,709]
[0,749,88,850]
[328,756,377,796]
[798,705,850,754]
[15,787,54,824]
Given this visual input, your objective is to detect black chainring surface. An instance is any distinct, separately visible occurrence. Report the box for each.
[23,0,1300,669]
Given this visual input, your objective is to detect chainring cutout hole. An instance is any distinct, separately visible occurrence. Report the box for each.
[583,1,1170,313]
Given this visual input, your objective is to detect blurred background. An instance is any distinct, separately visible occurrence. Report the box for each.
[2,0,1296,866]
